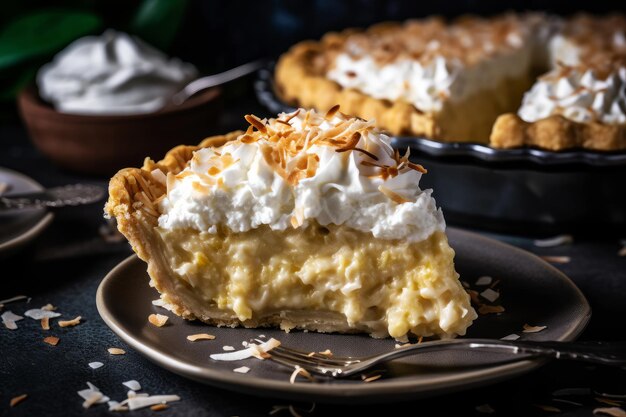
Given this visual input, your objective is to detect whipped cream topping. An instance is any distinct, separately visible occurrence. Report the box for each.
[327,47,532,113]
[37,30,197,115]
[326,21,533,113]
[519,66,626,124]
[158,108,445,242]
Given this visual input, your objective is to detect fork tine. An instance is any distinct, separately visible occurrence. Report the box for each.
[269,347,342,367]
[268,350,346,377]
[254,339,353,366]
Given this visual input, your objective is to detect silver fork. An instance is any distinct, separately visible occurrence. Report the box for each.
[257,338,626,378]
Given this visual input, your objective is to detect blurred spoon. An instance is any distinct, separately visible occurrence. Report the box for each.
[171,59,266,105]
[0,184,105,211]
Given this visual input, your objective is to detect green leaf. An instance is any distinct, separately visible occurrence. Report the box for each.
[129,0,188,51]
[0,10,102,70]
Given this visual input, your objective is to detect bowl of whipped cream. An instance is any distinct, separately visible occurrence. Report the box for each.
[18,30,222,175]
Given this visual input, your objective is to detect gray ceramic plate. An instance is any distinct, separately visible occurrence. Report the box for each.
[0,167,53,257]
[96,228,590,403]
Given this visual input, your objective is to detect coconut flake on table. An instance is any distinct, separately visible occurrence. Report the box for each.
[127,395,180,410]
[475,276,493,286]
[2,311,24,329]
[108,401,128,412]
[523,324,547,333]
[0,295,28,306]
[534,235,573,247]
[210,338,281,361]
[88,362,104,369]
[24,308,61,320]
[480,288,500,303]
[78,382,110,409]
[151,299,175,311]
[233,366,250,374]
[593,407,626,417]
[122,380,141,391]
[222,345,235,351]
[540,255,571,264]
[501,334,520,341]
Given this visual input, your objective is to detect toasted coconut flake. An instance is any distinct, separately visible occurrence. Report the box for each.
[250,344,272,360]
[325,104,340,119]
[151,404,169,411]
[378,185,410,204]
[353,147,379,161]
[210,338,281,361]
[475,276,493,286]
[186,333,215,342]
[233,366,250,374]
[534,235,573,247]
[40,303,56,311]
[2,311,23,329]
[478,305,505,315]
[223,345,235,351]
[407,162,427,173]
[108,400,128,412]
[318,349,333,357]
[88,362,104,369]
[523,324,547,333]
[245,114,267,133]
[127,395,180,411]
[362,374,382,383]
[289,366,315,384]
[148,313,169,327]
[534,404,561,413]
[501,334,520,341]
[44,336,59,346]
[59,316,82,328]
[480,288,499,303]
[597,398,624,407]
[41,317,50,330]
[108,347,126,355]
[540,255,571,264]
[594,407,626,417]
[24,308,61,320]
[0,295,27,305]
[82,391,104,409]
[10,394,27,407]
[283,109,301,123]
[335,132,361,153]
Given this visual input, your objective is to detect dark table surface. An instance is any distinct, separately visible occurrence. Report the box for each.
[1,93,626,417]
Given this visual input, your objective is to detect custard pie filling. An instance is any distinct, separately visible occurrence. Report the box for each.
[107,107,476,339]
[154,225,469,339]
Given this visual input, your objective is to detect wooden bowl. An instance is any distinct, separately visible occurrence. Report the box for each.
[17,84,223,176]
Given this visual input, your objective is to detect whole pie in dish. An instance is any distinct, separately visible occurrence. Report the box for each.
[275,13,626,151]
[105,107,476,339]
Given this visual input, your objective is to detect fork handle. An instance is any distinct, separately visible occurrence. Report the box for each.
[491,340,626,366]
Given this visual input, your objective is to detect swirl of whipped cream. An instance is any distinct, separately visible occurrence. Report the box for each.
[158,108,445,242]
[37,30,198,115]
[518,66,626,124]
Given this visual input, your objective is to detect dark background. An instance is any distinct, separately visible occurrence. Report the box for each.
[2,0,625,74]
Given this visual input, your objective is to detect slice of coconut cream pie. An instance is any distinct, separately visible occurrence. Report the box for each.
[106,107,476,339]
